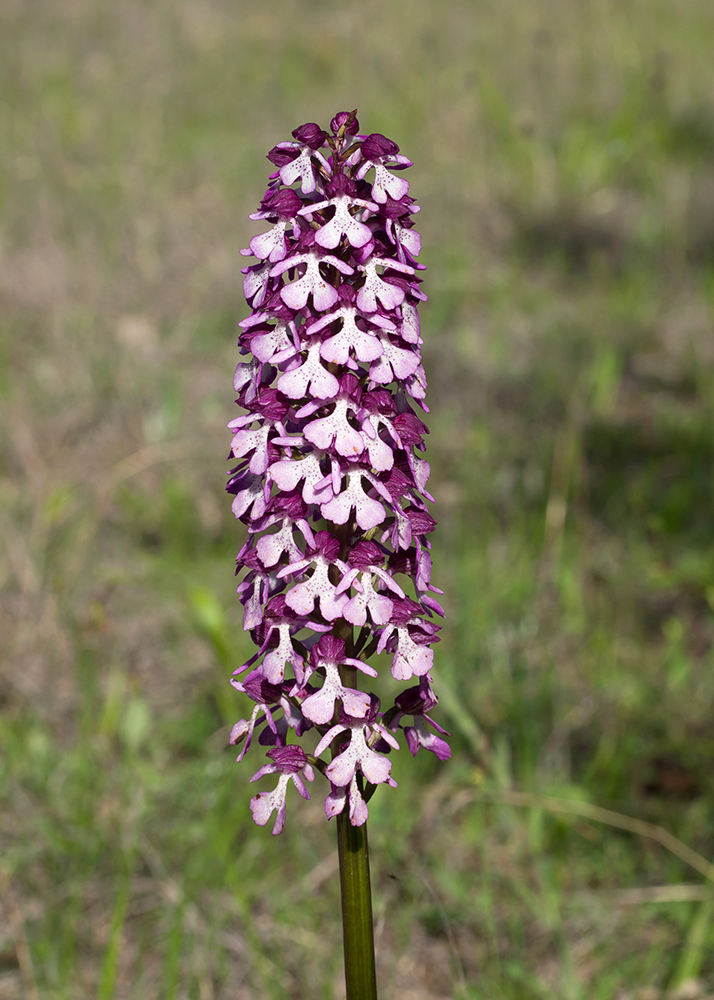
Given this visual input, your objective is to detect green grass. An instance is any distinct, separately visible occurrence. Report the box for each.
[3,0,714,997]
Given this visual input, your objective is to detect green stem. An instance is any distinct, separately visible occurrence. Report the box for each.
[336,810,378,1000]
[331,517,378,997]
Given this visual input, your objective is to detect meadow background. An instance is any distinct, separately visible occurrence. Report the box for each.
[2,0,714,997]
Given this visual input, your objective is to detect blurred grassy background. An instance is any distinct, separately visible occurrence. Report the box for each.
[2,0,714,997]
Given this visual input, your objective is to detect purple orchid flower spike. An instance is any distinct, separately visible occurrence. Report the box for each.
[227,110,448,835]
[228,109,449,1000]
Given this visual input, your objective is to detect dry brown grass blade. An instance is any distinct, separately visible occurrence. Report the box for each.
[469,788,714,883]
[93,441,194,498]
[610,884,708,905]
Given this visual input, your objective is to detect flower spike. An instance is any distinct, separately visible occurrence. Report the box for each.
[228,112,448,836]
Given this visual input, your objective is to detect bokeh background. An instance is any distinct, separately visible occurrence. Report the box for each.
[2,1,714,997]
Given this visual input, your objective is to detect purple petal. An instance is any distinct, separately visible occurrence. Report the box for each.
[292,122,327,149]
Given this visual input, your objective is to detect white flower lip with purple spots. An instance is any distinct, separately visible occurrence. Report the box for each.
[227,111,448,833]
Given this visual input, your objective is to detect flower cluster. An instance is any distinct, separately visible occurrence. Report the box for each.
[228,111,448,835]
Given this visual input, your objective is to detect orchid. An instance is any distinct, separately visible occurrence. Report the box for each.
[228,111,447,999]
